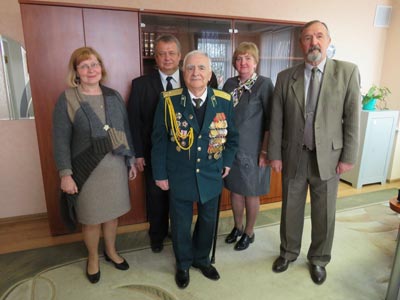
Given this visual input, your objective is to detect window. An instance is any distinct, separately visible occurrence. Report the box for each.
[197,33,231,89]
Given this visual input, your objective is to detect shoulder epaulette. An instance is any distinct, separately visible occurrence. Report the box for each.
[213,89,231,101]
[162,88,183,98]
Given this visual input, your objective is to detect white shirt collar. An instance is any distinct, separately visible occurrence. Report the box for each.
[305,57,327,74]
[159,69,180,84]
[188,88,208,107]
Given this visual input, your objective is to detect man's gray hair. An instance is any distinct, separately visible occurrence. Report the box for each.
[300,20,330,37]
[183,50,212,70]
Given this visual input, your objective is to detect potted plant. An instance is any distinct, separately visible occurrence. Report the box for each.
[362,85,391,110]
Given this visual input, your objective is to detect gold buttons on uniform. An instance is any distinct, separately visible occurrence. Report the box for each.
[196,169,200,173]
[198,135,202,139]
[197,147,201,151]
[197,158,201,163]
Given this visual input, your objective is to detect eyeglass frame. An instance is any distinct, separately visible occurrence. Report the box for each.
[76,62,101,71]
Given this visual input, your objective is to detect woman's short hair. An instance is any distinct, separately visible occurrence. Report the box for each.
[232,42,259,69]
[66,47,107,87]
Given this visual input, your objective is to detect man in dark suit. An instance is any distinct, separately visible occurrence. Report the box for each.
[151,50,238,289]
[268,20,360,285]
[127,35,185,253]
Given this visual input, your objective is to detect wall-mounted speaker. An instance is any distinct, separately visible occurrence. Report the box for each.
[374,5,392,28]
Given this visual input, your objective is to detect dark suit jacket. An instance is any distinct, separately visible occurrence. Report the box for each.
[127,70,185,164]
[268,59,361,180]
[151,87,239,203]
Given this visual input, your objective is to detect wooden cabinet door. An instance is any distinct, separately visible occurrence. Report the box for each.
[83,8,141,100]
[21,4,86,235]
[21,4,144,235]
[82,8,145,226]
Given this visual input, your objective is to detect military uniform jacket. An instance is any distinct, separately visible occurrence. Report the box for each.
[151,87,239,203]
[127,70,185,163]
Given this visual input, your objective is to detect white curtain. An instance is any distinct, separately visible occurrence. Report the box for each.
[197,32,232,89]
[259,28,293,84]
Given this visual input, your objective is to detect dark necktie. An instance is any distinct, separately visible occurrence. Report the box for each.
[166,76,173,91]
[193,98,202,109]
[303,67,320,150]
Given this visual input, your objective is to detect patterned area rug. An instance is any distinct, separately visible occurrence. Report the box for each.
[1,189,399,300]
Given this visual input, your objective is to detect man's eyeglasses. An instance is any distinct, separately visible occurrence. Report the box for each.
[77,62,101,71]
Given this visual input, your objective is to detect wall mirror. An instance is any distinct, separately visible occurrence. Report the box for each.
[0,35,33,120]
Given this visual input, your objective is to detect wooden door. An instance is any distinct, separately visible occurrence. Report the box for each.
[82,8,144,226]
[21,4,144,235]
[21,4,86,235]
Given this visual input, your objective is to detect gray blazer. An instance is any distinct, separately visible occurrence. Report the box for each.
[268,59,361,180]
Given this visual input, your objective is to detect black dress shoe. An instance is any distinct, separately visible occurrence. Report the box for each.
[310,264,327,285]
[225,226,243,244]
[272,256,296,273]
[86,261,100,284]
[175,269,190,289]
[151,243,164,253]
[104,251,129,270]
[192,264,220,280]
[234,233,255,251]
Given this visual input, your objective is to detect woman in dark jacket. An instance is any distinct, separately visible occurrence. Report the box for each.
[223,42,274,251]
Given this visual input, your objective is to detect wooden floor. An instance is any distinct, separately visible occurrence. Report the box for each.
[0,181,398,255]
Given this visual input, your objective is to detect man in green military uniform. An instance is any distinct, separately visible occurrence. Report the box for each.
[152,50,238,289]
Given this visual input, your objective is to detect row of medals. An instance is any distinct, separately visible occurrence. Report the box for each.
[208,113,228,159]
[169,112,228,159]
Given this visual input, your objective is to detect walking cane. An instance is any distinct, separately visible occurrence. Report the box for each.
[211,193,222,264]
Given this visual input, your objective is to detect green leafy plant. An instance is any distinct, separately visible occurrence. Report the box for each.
[362,85,391,107]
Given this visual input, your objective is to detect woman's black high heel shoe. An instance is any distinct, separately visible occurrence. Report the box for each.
[86,260,100,283]
[225,226,243,244]
[103,251,129,270]
[234,233,255,251]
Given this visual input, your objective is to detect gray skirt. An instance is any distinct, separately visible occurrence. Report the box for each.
[76,152,131,224]
[224,151,271,196]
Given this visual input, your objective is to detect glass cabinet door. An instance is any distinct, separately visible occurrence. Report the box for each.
[233,20,303,84]
[140,14,304,87]
[140,14,232,88]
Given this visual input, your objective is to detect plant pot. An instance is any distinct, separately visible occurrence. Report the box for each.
[362,98,377,111]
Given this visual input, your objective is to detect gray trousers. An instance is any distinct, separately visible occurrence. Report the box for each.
[280,148,339,267]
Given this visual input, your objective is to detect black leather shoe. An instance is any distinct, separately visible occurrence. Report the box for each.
[225,226,243,244]
[104,251,129,270]
[86,261,100,284]
[272,256,296,273]
[151,243,164,253]
[193,264,220,280]
[234,233,255,251]
[310,264,327,285]
[175,269,190,289]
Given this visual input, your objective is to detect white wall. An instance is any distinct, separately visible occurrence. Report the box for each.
[0,0,398,218]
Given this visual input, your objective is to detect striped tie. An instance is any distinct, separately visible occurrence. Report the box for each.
[166,76,173,91]
[303,67,320,150]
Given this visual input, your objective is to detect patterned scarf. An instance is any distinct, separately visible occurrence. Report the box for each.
[231,73,258,107]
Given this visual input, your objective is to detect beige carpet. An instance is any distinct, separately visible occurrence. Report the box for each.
[2,202,399,300]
